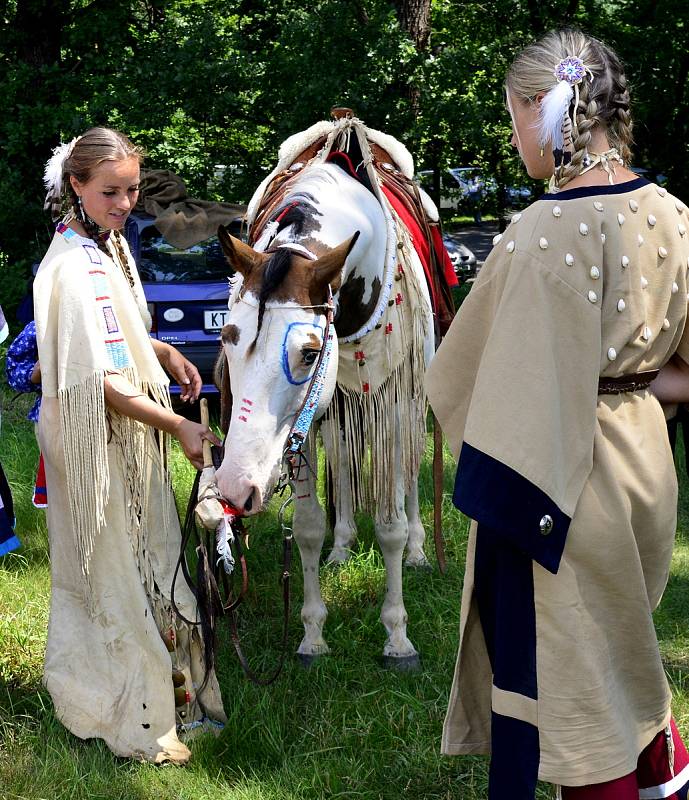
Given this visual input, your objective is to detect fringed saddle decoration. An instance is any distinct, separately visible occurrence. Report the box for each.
[247,114,443,522]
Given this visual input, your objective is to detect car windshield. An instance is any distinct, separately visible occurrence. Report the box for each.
[138,229,231,283]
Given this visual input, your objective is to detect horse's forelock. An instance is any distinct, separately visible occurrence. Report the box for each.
[249,248,293,351]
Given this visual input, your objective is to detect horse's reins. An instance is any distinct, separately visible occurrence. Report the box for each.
[172,284,335,687]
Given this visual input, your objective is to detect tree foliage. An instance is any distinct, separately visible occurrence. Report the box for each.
[0,0,686,317]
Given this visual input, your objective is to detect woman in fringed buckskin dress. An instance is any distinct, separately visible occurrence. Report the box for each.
[426,29,689,799]
[35,127,225,764]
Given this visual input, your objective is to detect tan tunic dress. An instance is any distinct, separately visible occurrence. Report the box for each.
[426,178,689,788]
[35,226,225,763]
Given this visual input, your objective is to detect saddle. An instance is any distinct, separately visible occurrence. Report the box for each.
[248,115,456,336]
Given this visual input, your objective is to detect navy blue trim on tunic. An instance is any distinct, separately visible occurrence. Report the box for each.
[540,176,649,201]
[474,525,538,698]
[490,714,540,800]
[453,442,570,574]
[475,525,540,799]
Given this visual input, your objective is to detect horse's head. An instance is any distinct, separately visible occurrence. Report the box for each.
[214,227,359,514]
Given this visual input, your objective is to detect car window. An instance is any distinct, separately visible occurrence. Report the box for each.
[137,227,234,283]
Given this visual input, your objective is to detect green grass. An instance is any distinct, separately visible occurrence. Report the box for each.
[1,384,689,799]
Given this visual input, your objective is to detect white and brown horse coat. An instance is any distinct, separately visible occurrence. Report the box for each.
[215,117,436,662]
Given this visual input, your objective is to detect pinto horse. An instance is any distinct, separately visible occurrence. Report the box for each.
[215,118,439,667]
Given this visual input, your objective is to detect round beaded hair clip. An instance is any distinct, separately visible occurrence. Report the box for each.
[554,56,587,85]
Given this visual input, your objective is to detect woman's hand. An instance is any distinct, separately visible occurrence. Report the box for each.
[104,374,221,471]
[152,340,203,403]
[173,419,222,470]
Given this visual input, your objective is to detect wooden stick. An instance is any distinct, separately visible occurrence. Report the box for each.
[200,397,213,469]
[433,412,447,575]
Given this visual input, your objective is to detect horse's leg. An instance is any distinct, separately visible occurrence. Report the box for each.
[375,425,419,669]
[321,423,356,564]
[404,309,436,570]
[404,478,430,569]
[292,432,329,664]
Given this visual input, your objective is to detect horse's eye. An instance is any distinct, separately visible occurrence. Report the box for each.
[302,349,320,365]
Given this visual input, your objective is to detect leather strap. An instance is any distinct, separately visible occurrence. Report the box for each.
[598,370,659,394]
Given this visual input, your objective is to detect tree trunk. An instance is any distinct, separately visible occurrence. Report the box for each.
[14,0,69,75]
[395,0,431,51]
[393,0,431,118]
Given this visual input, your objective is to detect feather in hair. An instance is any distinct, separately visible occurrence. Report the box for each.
[537,80,574,151]
[43,137,80,198]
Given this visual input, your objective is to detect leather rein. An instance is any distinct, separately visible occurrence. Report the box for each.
[172,286,335,687]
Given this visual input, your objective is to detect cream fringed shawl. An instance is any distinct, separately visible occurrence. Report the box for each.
[34,225,171,586]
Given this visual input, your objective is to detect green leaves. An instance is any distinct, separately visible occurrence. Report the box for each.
[1,0,686,321]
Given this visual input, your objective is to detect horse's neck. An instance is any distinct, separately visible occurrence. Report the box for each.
[289,164,386,282]
[315,167,389,339]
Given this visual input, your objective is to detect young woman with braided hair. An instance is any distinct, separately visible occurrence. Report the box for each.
[427,29,689,799]
[35,126,226,763]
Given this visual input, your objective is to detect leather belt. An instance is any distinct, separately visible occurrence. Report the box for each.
[598,370,659,395]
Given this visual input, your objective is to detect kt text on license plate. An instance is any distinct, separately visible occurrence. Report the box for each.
[204,309,229,331]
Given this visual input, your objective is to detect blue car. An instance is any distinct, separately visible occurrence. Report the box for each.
[125,213,241,395]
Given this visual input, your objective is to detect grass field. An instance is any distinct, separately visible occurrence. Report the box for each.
[2,382,689,800]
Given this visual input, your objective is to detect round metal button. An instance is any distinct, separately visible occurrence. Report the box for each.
[539,515,554,536]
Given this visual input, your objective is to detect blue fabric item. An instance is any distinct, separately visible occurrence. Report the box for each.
[475,527,540,799]
[540,176,648,201]
[0,462,19,555]
[453,442,570,574]
[6,321,41,422]
[0,533,21,556]
[474,524,537,698]
[489,713,540,800]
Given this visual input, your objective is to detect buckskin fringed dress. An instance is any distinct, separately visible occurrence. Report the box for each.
[425,177,689,795]
[34,223,225,763]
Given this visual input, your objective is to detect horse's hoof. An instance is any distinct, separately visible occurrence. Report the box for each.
[325,550,352,567]
[382,653,421,672]
[296,652,320,668]
[404,559,433,572]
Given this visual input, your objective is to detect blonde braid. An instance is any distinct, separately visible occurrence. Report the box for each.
[609,71,633,166]
[558,91,600,189]
[111,229,136,290]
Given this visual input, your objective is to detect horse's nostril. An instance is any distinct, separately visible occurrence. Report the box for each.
[244,493,253,512]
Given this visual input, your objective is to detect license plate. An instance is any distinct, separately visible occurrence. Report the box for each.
[204,309,229,331]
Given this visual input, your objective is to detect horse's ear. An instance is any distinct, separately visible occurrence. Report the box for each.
[217,226,263,277]
[311,231,360,293]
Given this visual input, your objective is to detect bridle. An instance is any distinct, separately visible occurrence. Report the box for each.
[172,281,335,687]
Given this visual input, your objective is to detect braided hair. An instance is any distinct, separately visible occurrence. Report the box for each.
[506,29,634,189]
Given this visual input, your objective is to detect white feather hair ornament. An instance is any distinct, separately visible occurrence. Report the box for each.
[536,56,589,151]
[42,136,81,217]
[537,80,574,151]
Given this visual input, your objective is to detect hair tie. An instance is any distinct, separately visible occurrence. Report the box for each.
[43,136,81,220]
